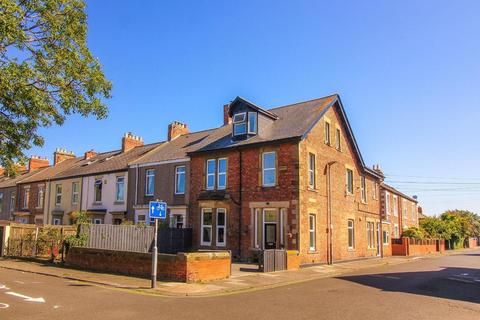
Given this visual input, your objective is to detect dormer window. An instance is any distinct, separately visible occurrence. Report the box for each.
[233,112,247,136]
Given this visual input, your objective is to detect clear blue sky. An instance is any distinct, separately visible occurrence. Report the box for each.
[29,0,480,215]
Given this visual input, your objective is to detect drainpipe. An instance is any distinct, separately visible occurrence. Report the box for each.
[238,148,243,260]
[46,179,51,225]
[379,189,384,258]
[325,161,336,265]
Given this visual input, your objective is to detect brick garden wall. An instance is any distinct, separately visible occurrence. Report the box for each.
[66,247,231,283]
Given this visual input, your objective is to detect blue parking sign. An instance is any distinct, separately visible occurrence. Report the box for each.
[149,201,167,219]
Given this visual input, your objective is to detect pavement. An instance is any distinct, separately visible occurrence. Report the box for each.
[0,248,479,320]
[0,249,474,297]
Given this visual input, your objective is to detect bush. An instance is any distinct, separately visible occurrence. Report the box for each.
[402,227,424,240]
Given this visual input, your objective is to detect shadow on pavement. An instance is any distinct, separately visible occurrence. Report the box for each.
[337,267,480,304]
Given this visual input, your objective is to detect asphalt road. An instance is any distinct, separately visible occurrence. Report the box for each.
[1,250,479,320]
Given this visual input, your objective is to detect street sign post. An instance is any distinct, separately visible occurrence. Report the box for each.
[149,200,167,289]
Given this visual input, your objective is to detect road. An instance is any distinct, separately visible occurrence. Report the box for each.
[0,250,479,320]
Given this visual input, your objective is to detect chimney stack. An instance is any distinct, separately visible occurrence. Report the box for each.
[122,132,144,152]
[54,148,75,165]
[373,164,384,176]
[223,104,232,125]
[28,156,49,172]
[168,121,189,141]
[84,149,97,160]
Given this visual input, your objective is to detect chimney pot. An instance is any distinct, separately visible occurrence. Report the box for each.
[122,132,144,152]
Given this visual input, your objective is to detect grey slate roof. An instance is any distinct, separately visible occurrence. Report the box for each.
[53,142,162,179]
[0,168,49,188]
[131,95,338,165]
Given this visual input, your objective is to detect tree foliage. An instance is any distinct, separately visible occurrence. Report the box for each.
[0,0,112,174]
[402,226,424,240]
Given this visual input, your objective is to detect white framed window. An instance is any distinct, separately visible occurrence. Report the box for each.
[9,192,15,213]
[233,112,247,136]
[72,182,79,205]
[402,199,407,219]
[393,195,398,216]
[23,188,30,209]
[324,121,331,145]
[217,158,227,190]
[308,153,316,188]
[254,208,260,249]
[115,176,125,201]
[373,182,378,200]
[361,176,367,203]
[394,224,399,238]
[383,230,390,245]
[145,169,155,196]
[385,192,391,216]
[93,218,102,225]
[206,159,216,190]
[94,179,102,202]
[348,219,355,249]
[335,127,341,150]
[175,166,186,194]
[412,203,416,221]
[262,151,276,187]
[0,193,3,213]
[55,184,62,206]
[346,169,354,194]
[309,214,316,251]
[248,112,257,134]
[367,222,375,248]
[37,186,44,208]
[216,208,226,247]
[53,218,61,225]
[201,208,213,245]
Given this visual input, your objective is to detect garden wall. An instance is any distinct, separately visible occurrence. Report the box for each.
[66,247,231,283]
[391,238,443,256]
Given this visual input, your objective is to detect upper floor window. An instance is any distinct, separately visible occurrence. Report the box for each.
[37,186,44,208]
[335,128,341,150]
[308,153,316,188]
[206,159,216,190]
[373,182,378,200]
[233,112,247,136]
[324,121,331,145]
[72,182,79,205]
[23,188,30,209]
[206,158,227,190]
[94,179,102,202]
[385,192,391,215]
[10,192,15,213]
[393,195,398,216]
[402,199,407,218]
[217,158,227,190]
[175,166,186,194]
[248,112,257,134]
[360,176,367,203]
[116,176,125,201]
[412,203,416,220]
[55,184,62,205]
[262,152,276,187]
[346,169,354,194]
[145,169,155,196]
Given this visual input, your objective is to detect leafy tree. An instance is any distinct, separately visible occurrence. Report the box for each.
[0,0,112,174]
[402,226,424,240]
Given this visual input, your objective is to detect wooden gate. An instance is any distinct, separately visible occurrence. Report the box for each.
[261,249,286,272]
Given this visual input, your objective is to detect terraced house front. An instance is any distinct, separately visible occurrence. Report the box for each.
[188,95,384,264]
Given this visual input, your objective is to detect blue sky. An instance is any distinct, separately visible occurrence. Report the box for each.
[29,0,480,215]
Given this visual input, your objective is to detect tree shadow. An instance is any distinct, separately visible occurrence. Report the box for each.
[337,267,480,304]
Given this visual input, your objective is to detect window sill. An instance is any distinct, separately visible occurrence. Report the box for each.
[174,192,185,195]
[347,248,355,252]
[308,250,318,254]
[145,194,154,197]
[92,202,102,206]
[114,201,125,205]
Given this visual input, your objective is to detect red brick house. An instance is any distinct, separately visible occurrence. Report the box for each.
[188,95,384,264]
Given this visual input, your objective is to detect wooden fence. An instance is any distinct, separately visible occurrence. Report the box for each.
[261,250,287,272]
[80,224,154,253]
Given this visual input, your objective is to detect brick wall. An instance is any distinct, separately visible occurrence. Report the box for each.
[189,142,300,260]
[17,183,46,224]
[298,103,382,265]
[66,247,231,283]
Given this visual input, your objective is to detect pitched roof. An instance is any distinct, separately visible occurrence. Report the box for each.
[381,183,418,203]
[53,142,162,179]
[19,157,86,184]
[191,95,338,153]
[0,168,48,188]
